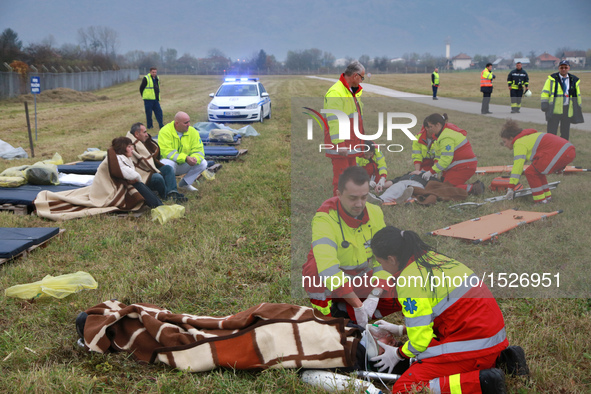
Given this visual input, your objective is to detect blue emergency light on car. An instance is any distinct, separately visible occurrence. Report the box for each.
[224,77,237,82]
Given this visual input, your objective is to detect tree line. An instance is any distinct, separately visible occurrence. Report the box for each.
[2,27,590,75]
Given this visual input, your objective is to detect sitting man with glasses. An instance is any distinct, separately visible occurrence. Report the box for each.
[323,60,367,196]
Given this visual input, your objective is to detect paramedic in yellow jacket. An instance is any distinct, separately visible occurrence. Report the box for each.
[420,113,484,195]
[324,61,366,196]
[541,60,582,141]
[369,226,516,394]
[302,166,399,327]
[410,126,436,174]
[356,144,392,193]
[158,111,206,193]
[500,119,575,204]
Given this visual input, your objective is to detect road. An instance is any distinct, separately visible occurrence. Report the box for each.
[307,76,590,132]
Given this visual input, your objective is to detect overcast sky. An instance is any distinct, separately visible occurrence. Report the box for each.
[2,0,590,62]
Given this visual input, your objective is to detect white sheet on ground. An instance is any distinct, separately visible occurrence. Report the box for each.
[58,173,95,187]
[0,139,28,159]
[193,122,259,137]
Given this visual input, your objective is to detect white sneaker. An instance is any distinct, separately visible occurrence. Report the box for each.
[179,184,198,193]
[395,187,414,204]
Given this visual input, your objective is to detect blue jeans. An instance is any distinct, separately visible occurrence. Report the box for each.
[131,181,162,208]
[146,165,178,199]
[144,100,163,129]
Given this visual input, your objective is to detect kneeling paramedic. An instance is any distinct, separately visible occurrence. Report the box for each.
[302,166,398,327]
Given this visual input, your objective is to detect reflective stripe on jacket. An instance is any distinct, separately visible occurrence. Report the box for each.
[541,73,582,116]
[303,197,387,298]
[396,251,508,362]
[411,127,436,165]
[356,150,388,180]
[323,74,364,157]
[142,73,160,101]
[157,121,204,165]
[480,68,493,87]
[432,123,477,173]
[509,129,575,187]
[507,69,529,90]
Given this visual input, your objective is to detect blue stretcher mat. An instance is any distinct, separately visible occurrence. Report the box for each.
[0,239,34,259]
[204,146,240,157]
[58,161,102,175]
[0,227,60,260]
[0,227,60,244]
[0,185,80,207]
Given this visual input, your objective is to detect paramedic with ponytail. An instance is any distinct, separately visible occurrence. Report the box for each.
[370,226,518,393]
[409,125,436,174]
[500,119,575,204]
[420,113,484,195]
[302,166,398,328]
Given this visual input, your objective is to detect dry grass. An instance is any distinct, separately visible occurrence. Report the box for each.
[0,73,590,393]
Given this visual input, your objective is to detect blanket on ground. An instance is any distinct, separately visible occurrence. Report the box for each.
[35,148,144,220]
[82,300,359,372]
[413,180,468,205]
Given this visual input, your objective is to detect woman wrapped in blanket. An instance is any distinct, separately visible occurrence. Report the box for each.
[419,113,484,195]
[500,119,575,204]
[367,226,528,393]
[111,137,162,208]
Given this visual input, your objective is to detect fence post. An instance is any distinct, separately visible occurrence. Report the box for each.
[24,101,35,158]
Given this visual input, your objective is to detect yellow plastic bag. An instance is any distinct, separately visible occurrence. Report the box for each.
[151,204,185,225]
[202,169,215,181]
[0,176,27,188]
[25,162,59,185]
[40,152,64,165]
[0,165,29,179]
[78,150,107,161]
[4,271,98,299]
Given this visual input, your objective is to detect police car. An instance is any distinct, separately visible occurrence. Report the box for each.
[207,77,271,123]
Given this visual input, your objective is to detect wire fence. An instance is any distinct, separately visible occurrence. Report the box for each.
[0,69,139,100]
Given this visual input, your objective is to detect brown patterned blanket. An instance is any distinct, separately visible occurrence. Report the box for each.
[82,301,360,372]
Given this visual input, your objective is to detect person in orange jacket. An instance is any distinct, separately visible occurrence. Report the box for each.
[369,226,529,393]
[500,119,575,204]
[419,113,484,195]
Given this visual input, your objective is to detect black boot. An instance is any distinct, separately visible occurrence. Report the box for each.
[76,311,88,340]
[496,345,530,377]
[480,368,507,394]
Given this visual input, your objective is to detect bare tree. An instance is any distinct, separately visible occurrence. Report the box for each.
[98,27,119,58]
[78,26,119,57]
[207,48,226,58]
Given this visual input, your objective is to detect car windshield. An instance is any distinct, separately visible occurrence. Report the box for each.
[216,84,258,97]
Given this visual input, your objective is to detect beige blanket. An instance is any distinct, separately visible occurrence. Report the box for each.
[35,148,144,220]
[125,131,161,183]
[82,301,360,372]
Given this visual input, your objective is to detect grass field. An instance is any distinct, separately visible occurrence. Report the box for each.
[0,73,590,393]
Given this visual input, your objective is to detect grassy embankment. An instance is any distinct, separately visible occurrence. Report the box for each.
[0,73,589,393]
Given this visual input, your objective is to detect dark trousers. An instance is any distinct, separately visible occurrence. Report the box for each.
[547,105,571,141]
[144,100,164,129]
[510,89,523,111]
[132,181,163,208]
[481,91,492,113]
[146,165,178,199]
[432,85,438,98]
